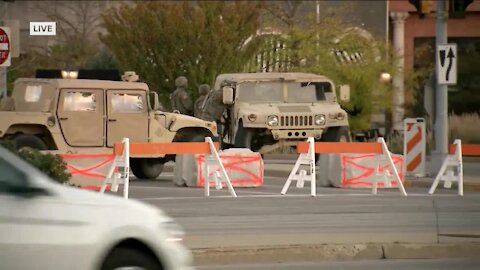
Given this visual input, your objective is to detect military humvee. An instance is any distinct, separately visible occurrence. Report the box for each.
[0,76,218,179]
[215,72,351,154]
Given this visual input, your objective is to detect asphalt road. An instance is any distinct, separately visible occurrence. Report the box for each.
[123,171,480,249]
[104,156,480,265]
[196,259,480,270]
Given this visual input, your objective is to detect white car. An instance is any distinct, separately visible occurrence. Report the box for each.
[0,145,194,270]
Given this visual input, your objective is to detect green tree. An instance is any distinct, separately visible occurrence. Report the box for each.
[100,1,265,109]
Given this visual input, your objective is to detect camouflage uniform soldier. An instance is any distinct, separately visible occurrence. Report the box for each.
[200,88,225,122]
[170,76,193,115]
[194,84,210,118]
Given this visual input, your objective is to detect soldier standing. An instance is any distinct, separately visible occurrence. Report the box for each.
[194,84,210,118]
[170,76,193,115]
[200,88,225,122]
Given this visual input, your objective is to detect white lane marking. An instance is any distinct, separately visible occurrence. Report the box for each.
[138,193,382,201]
[135,192,476,201]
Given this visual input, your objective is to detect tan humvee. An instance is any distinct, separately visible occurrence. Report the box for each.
[0,77,218,179]
[216,72,351,154]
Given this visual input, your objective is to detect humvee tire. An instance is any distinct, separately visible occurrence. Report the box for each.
[130,158,165,180]
[234,123,262,152]
[322,126,350,142]
[12,134,47,151]
[316,126,350,163]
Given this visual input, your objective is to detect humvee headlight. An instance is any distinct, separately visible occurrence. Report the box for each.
[314,114,326,125]
[267,115,279,126]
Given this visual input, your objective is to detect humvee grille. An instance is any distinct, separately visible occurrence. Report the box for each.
[280,115,313,127]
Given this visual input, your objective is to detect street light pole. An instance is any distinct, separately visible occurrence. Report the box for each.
[434,0,449,160]
[316,1,320,63]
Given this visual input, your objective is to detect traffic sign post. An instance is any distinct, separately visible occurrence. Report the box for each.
[436,44,457,85]
[433,0,449,172]
[0,27,11,67]
[0,26,10,98]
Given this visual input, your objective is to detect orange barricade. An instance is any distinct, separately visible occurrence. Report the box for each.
[58,141,220,191]
[289,138,407,196]
[449,143,480,156]
[114,142,219,156]
[297,141,382,154]
[59,153,115,190]
[114,138,237,197]
[340,153,404,188]
[196,153,263,187]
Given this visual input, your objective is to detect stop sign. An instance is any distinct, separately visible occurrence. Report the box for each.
[0,27,10,66]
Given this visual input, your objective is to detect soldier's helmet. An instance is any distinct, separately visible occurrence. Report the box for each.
[198,84,210,95]
[121,71,139,82]
[175,76,188,88]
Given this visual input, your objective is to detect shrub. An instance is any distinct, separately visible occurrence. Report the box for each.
[0,140,72,184]
[449,113,480,144]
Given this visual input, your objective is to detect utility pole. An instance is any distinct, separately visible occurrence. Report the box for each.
[316,1,320,63]
[0,0,9,98]
[434,0,448,160]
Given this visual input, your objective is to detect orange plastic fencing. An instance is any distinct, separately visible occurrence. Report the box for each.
[59,153,116,191]
[114,142,220,156]
[449,144,480,156]
[297,142,383,154]
[196,154,263,187]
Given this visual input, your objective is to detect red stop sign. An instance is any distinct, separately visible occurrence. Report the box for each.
[0,28,10,66]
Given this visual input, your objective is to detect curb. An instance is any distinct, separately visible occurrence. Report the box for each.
[192,243,480,266]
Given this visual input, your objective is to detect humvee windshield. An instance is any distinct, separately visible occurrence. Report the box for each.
[236,81,334,103]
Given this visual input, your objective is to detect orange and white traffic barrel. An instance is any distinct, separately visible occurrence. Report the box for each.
[403,118,426,177]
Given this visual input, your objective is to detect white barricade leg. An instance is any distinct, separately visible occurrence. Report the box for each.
[204,158,211,197]
[429,139,463,196]
[458,147,464,196]
[100,138,130,199]
[372,154,394,195]
[428,157,449,195]
[372,164,380,195]
[111,173,120,192]
[281,161,301,194]
[281,137,316,197]
[378,138,407,196]
[204,137,237,198]
[214,171,223,190]
[100,164,116,194]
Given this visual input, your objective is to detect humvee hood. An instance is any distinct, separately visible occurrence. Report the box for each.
[238,102,343,115]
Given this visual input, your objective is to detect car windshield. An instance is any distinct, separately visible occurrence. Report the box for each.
[236,81,334,103]
[236,81,284,103]
[287,81,334,102]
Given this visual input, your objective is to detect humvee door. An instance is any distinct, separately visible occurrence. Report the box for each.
[57,89,104,146]
[106,90,149,147]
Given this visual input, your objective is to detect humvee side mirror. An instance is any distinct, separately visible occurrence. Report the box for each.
[222,86,234,105]
[339,85,350,102]
[149,92,161,111]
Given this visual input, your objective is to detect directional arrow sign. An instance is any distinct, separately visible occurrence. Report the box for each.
[436,44,457,85]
